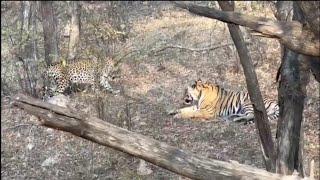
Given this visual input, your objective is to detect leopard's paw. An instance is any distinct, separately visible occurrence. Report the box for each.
[112,89,120,94]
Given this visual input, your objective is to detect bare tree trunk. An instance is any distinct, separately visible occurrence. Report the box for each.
[218,1,276,172]
[276,48,308,176]
[296,1,320,35]
[17,1,31,95]
[275,2,311,176]
[16,1,40,98]
[68,1,81,60]
[18,1,30,53]
[29,2,42,98]
[273,1,293,63]
[12,94,308,180]
[308,57,320,83]
[295,1,320,83]
[40,1,59,66]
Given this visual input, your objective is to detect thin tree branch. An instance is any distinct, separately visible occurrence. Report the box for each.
[152,43,234,55]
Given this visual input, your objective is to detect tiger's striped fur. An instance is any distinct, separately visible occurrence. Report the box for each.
[169,79,279,124]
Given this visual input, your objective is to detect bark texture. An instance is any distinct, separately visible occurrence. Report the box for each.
[68,1,81,60]
[275,2,312,176]
[40,1,59,65]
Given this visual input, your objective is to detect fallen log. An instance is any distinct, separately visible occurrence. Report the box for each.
[173,2,320,57]
[12,94,309,180]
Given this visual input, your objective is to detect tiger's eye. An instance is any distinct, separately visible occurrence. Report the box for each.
[191,84,196,88]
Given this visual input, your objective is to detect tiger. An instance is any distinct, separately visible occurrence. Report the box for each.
[168,79,279,124]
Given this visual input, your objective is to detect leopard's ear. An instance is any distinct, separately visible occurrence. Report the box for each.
[61,58,67,67]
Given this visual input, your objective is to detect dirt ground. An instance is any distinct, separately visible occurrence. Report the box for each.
[1,2,319,180]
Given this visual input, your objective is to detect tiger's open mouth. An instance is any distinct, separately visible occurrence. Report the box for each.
[184,94,193,105]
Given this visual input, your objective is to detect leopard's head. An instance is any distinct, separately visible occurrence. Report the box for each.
[43,64,69,96]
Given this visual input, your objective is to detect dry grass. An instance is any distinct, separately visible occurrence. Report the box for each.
[1,2,319,179]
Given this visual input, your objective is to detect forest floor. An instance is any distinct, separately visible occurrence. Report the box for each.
[1,2,319,180]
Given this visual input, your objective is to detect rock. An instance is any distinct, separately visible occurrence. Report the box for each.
[46,128,54,134]
[218,140,228,145]
[46,94,70,108]
[137,159,153,176]
[120,24,126,30]
[27,143,34,150]
[244,160,251,165]
[41,155,59,167]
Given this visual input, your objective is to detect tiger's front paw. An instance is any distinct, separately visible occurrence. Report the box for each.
[168,109,181,119]
[173,113,182,119]
[168,109,177,115]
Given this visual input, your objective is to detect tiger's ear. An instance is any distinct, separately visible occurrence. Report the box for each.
[196,79,202,85]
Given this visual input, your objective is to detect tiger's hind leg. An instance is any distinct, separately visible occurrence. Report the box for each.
[232,114,254,124]
[234,99,279,124]
[233,114,254,122]
[232,101,255,124]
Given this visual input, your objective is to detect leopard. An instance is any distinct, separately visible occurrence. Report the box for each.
[43,58,120,97]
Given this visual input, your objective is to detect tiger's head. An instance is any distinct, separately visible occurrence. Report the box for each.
[184,79,220,105]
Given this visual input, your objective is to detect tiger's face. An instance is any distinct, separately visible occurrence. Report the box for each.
[184,79,220,105]
[184,80,203,105]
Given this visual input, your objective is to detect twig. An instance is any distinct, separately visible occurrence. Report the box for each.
[125,99,132,131]
[90,141,95,177]
[309,159,314,179]
[113,48,140,67]
[3,124,33,131]
[152,43,234,55]
[250,30,276,38]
